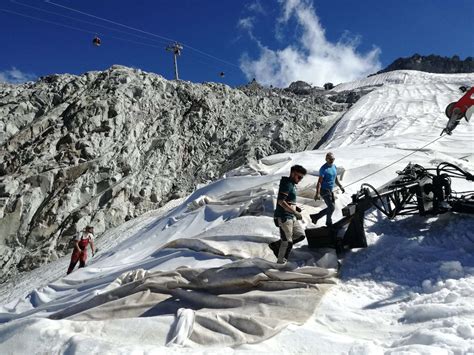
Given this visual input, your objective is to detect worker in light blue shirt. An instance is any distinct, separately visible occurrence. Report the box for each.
[311,152,345,226]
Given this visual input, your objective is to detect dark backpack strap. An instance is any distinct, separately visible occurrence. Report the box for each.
[273,218,280,228]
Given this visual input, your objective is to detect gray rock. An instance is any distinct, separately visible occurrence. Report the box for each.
[376,54,474,74]
[286,81,313,95]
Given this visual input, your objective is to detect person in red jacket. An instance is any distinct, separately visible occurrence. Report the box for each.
[67,226,95,274]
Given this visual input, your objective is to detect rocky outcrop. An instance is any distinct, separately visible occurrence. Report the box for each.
[377,54,474,74]
[0,66,359,282]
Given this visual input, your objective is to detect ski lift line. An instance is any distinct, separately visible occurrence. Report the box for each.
[19,0,237,70]
[341,135,445,190]
[182,48,243,73]
[0,8,165,49]
[180,53,242,74]
[0,8,96,34]
[45,0,242,70]
[181,43,241,69]
[45,0,177,43]
[11,0,170,46]
[2,7,239,77]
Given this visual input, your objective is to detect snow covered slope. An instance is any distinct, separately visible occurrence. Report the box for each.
[0,70,473,354]
[328,70,473,159]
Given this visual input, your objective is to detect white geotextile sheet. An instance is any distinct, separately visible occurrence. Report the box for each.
[49,256,336,348]
[2,214,338,349]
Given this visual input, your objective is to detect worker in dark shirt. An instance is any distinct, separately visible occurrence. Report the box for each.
[273,165,307,263]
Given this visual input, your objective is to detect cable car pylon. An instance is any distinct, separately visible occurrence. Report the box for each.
[166,42,183,80]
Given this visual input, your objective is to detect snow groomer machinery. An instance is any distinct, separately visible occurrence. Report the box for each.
[306,162,474,252]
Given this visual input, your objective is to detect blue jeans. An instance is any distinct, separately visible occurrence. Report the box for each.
[314,189,335,226]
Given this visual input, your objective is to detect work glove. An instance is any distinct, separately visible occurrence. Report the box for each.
[340,187,345,194]
[294,211,303,220]
[295,206,302,212]
[314,194,321,201]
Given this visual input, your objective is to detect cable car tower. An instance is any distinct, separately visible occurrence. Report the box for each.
[166,42,183,80]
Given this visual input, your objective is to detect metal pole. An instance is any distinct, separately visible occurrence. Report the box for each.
[166,42,183,80]
[173,52,179,80]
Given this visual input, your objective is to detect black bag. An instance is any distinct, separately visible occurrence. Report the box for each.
[273,218,280,228]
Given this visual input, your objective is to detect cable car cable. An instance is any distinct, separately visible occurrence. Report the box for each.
[2,7,237,77]
[0,8,165,49]
[340,135,445,190]
[45,0,242,69]
[45,0,177,43]
[11,0,170,46]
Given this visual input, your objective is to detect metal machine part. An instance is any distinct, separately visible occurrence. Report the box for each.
[442,86,474,135]
[306,162,474,252]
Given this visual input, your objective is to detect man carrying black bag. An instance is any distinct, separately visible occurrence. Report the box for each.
[271,165,307,264]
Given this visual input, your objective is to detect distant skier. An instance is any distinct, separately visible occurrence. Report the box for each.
[273,165,307,264]
[67,226,96,274]
[311,152,345,226]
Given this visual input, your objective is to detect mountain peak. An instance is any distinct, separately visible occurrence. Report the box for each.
[377,54,474,74]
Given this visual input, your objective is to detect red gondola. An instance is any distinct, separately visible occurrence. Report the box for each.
[92,36,101,47]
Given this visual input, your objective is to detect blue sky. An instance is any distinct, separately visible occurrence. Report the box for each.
[0,0,473,87]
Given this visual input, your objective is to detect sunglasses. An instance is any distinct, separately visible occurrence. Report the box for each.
[295,174,304,180]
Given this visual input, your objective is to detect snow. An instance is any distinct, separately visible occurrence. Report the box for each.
[1,70,473,354]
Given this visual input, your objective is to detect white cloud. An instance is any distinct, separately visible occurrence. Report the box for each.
[238,17,255,32]
[237,1,267,44]
[237,16,263,46]
[0,67,36,84]
[239,0,381,87]
[247,0,265,15]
